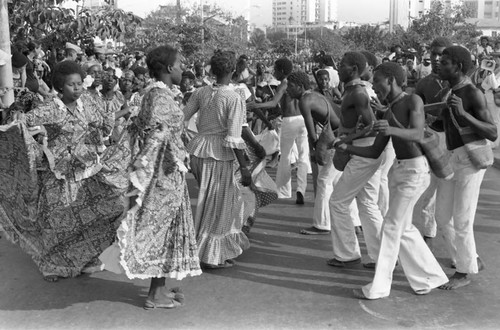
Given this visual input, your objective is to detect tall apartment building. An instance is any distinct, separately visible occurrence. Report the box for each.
[272,0,338,28]
[82,0,118,9]
[461,1,500,37]
[316,0,338,23]
[389,0,464,30]
[463,0,500,19]
[389,0,410,31]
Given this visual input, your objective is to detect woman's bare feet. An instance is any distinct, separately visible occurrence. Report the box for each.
[144,287,184,310]
[144,278,184,310]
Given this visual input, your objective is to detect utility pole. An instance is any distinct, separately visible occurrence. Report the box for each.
[295,27,298,56]
[0,0,14,121]
[176,0,181,23]
[304,23,307,47]
[200,0,204,55]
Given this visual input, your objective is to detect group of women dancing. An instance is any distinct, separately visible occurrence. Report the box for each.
[0,45,277,309]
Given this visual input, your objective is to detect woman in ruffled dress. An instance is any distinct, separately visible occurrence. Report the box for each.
[0,61,126,282]
[184,51,251,269]
[117,45,201,309]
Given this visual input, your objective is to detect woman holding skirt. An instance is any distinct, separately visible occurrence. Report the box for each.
[184,51,251,269]
[112,45,201,309]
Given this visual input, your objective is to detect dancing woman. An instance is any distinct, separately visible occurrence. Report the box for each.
[116,45,201,309]
[0,61,126,282]
[184,51,251,269]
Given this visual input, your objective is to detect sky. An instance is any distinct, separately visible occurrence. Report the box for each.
[76,0,391,26]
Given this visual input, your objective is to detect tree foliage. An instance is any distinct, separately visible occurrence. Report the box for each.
[271,39,295,57]
[408,1,481,49]
[341,25,389,55]
[266,30,287,44]
[336,2,481,57]
[304,28,350,62]
[249,28,271,53]
[8,0,142,49]
[124,4,249,62]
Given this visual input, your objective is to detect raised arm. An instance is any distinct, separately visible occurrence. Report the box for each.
[247,81,287,110]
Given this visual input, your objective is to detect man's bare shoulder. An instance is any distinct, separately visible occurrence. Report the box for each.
[407,93,424,104]
[345,86,369,98]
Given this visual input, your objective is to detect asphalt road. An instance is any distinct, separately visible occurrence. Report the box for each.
[1,167,499,330]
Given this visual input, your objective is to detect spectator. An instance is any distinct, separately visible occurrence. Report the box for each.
[416,54,432,79]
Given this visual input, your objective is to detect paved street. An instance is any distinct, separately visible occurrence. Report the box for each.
[1,167,500,330]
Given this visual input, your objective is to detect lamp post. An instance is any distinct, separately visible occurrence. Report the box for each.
[0,0,14,121]
[201,0,204,55]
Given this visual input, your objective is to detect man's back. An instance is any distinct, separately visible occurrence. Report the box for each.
[280,81,301,117]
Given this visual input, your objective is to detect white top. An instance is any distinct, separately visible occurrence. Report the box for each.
[323,66,340,88]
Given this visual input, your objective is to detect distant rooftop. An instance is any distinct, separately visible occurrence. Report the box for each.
[466,18,500,28]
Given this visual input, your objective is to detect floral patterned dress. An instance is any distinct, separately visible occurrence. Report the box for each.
[0,97,128,278]
[116,82,201,280]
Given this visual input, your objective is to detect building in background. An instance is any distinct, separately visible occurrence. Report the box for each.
[437,0,500,37]
[389,0,475,31]
[82,0,118,9]
[271,0,338,35]
[389,0,410,31]
[463,0,500,36]
[462,0,500,19]
[316,0,338,23]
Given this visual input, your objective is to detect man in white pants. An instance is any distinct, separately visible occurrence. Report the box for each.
[247,58,309,204]
[286,71,361,234]
[328,52,384,268]
[413,37,453,245]
[336,62,448,299]
[361,50,396,218]
[436,46,497,290]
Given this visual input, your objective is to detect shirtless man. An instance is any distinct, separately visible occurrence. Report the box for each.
[327,52,384,268]
[413,37,453,247]
[436,46,497,290]
[361,51,395,219]
[287,71,342,234]
[336,62,448,299]
[248,58,309,204]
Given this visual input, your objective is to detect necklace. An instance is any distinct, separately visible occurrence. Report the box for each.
[451,77,472,91]
[344,78,363,89]
[388,92,407,109]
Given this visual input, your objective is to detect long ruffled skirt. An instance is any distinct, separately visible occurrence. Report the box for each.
[190,156,250,265]
[0,122,125,278]
[116,170,202,280]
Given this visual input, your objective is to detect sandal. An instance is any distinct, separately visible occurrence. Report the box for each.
[201,260,234,269]
[327,258,361,268]
[169,287,184,304]
[144,298,182,310]
[43,274,59,282]
[144,287,184,310]
[353,289,369,299]
[300,226,330,235]
[363,262,376,269]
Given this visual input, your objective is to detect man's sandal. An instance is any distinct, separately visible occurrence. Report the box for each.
[327,258,361,267]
